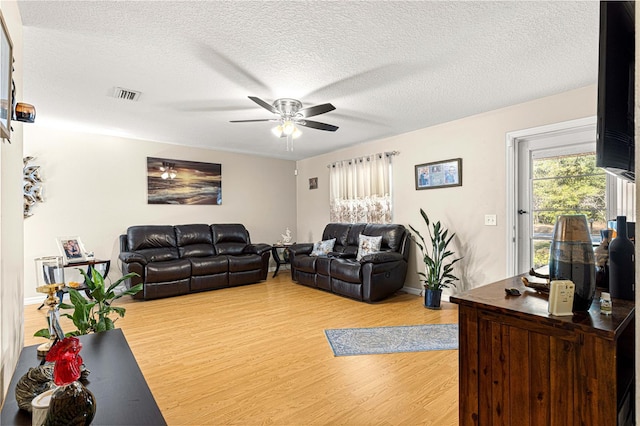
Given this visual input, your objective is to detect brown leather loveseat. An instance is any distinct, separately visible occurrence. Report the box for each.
[119,223,270,300]
[288,223,409,302]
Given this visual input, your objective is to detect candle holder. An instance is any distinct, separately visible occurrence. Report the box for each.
[34,256,66,356]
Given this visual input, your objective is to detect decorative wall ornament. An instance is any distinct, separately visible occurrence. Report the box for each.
[23,156,43,218]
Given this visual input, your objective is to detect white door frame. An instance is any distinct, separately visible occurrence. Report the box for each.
[505,116,597,277]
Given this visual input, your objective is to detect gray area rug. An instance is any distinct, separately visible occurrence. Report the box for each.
[324,323,458,356]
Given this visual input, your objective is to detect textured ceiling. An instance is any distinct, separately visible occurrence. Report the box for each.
[17,1,599,160]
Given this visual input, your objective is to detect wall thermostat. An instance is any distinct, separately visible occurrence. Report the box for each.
[548,280,575,316]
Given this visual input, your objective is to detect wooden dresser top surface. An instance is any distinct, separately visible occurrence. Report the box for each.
[450,275,635,340]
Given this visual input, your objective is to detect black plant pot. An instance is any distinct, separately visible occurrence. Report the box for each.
[424,289,442,310]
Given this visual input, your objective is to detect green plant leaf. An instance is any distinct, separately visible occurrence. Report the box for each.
[105,317,115,330]
[111,306,126,317]
[55,269,141,336]
[34,328,50,338]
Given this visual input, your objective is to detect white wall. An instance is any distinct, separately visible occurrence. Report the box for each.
[0,0,24,403]
[296,85,598,296]
[23,126,297,300]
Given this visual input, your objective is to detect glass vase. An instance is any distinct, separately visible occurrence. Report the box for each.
[548,215,596,312]
[44,381,96,426]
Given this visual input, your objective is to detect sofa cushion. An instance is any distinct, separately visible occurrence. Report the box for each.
[322,224,351,252]
[139,248,179,263]
[344,223,367,256]
[356,234,382,261]
[293,255,317,274]
[310,238,336,257]
[127,225,180,262]
[315,257,332,276]
[189,256,228,276]
[145,259,191,283]
[228,254,263,272]
[362,224,406,252]
[212,224,251,255]
[330,258,362,283]
[128,225,177,251]
[175,224,215,258]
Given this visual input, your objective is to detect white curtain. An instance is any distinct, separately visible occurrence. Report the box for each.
[329,153,393,223]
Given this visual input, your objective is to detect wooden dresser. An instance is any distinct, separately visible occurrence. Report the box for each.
[450,276,635,426]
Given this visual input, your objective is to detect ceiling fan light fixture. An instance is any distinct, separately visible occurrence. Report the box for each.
[292,127,302,139]
[271,125,283,138]
[282,120,295,136]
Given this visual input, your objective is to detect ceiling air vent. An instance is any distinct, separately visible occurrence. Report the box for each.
[112,87,141,101]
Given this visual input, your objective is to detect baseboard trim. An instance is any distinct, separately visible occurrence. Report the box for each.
[27,284,446,305]
[402,286,422,296]
[25,285,128,306]
[25,296,43,306]
[401,286,451,302]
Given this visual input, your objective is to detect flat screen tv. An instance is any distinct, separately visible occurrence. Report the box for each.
[596,1,635,182]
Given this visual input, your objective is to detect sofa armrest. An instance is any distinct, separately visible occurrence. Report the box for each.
[119,251,148,266]
[360,251,404,264]
[288,243,313,256]
[243,243,271,255]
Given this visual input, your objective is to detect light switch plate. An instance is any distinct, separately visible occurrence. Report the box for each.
[484,214,497,226]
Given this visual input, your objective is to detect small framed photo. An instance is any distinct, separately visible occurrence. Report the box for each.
[309,177,318,190]
[415,158,462,190]
[56,236,87,264]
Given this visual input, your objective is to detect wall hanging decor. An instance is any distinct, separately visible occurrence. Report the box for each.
[0,11,12,141]
[309,177,318,190]
[23,156,43,218]
[415,158,462,190]
[147,157,222,205]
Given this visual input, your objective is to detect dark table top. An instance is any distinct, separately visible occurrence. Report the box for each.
[0,328,166,426]
[450,275,635,341]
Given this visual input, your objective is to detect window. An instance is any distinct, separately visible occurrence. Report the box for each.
[531,152,607,268]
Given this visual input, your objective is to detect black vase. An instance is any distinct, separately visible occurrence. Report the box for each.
[595,229,611,290]
[609,216,635,301]
[424,289,442,310]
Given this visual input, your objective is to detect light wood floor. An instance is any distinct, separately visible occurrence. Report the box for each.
[24,274,459,425]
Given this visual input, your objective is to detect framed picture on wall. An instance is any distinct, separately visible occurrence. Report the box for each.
[0,11,12,141]
[415,158,462,190]
[56,236,87,264]
[147,157,222,205]
[309,177,318,190]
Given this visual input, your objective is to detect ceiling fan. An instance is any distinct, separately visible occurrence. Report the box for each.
[230,96,339,134]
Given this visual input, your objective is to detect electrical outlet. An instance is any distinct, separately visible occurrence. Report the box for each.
[484,214,497,226]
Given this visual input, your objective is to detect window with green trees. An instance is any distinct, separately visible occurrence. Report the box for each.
[531,152,606,268]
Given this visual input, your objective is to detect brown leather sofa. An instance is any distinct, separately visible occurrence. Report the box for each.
[288,223,409,302]
[119,223,270,300]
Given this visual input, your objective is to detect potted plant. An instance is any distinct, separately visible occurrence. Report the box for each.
[35,268,142,337]
[409,208,462,309]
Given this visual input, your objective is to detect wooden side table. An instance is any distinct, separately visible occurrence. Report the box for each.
[450,276,635,425]
[37,259,111,310]
[271,244,293,277]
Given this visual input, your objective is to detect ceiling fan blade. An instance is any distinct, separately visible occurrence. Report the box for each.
[298,120,339,132]
[229,119,279,123]
[248,96,279,114]
[298,103,336,118]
